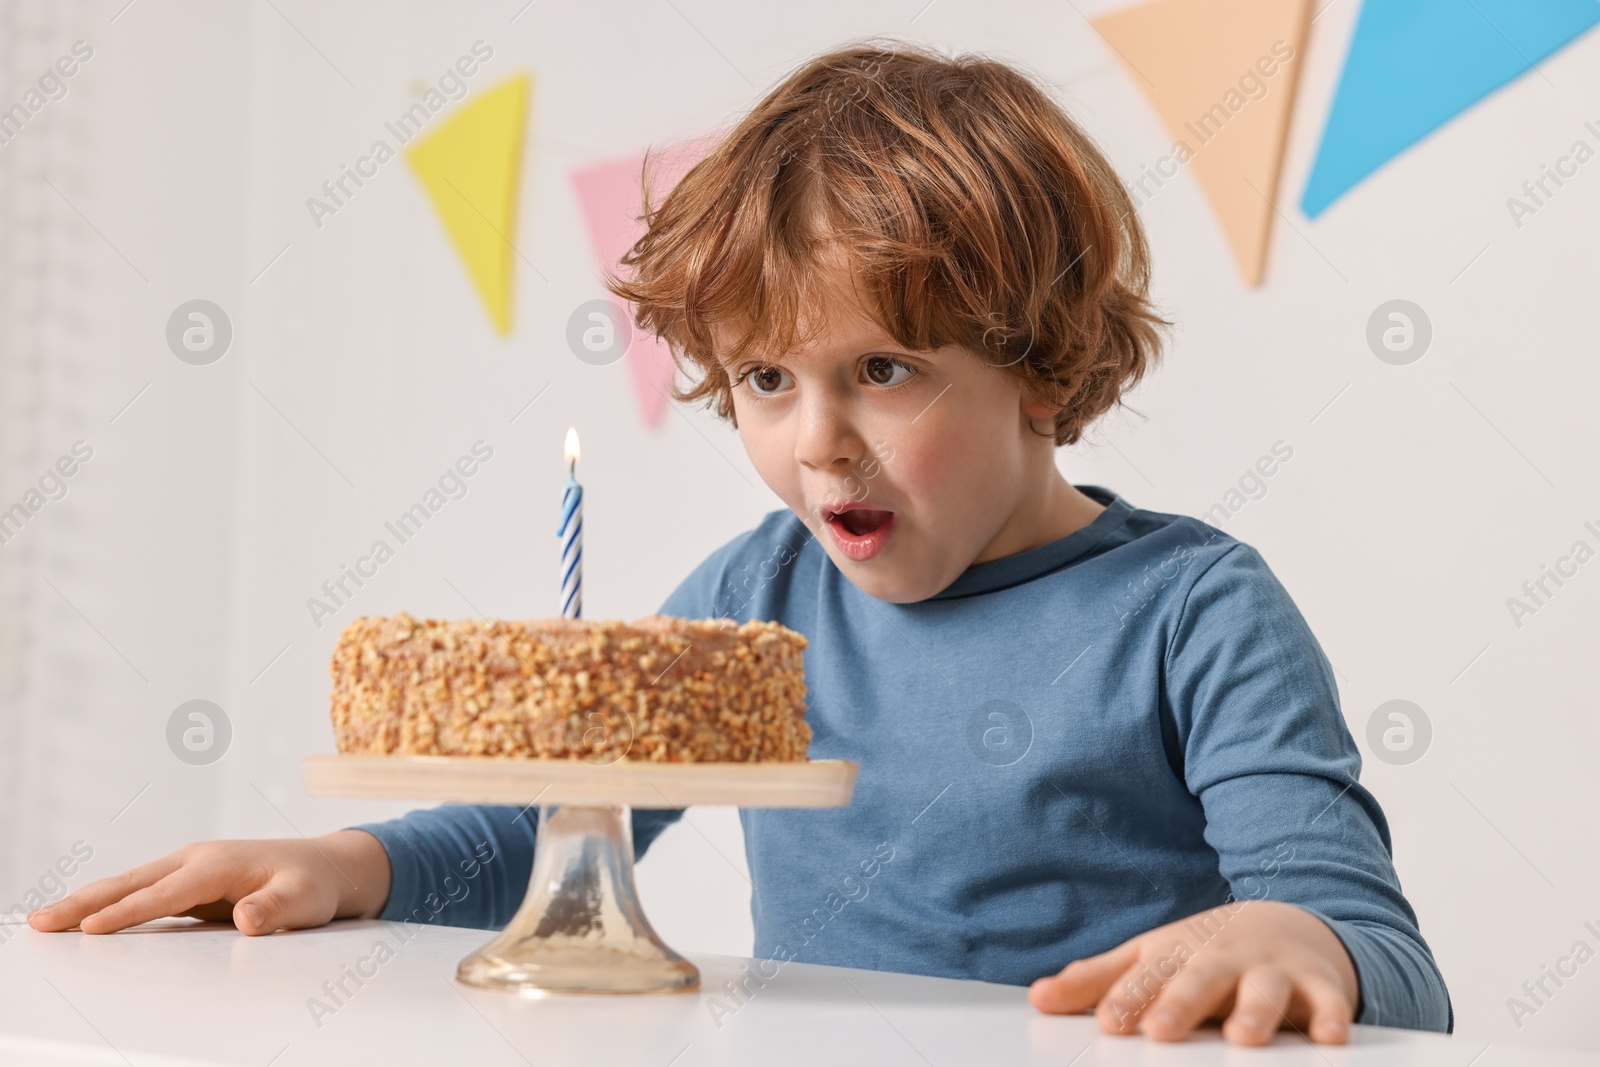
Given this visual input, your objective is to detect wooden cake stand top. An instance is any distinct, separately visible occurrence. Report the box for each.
[301,754,859,809]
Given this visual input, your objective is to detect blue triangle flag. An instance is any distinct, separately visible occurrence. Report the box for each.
[1301,0,1600,218]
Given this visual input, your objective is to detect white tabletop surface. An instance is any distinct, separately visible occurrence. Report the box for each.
[0,918,1589,1067]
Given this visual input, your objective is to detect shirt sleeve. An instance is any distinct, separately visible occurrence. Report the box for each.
[343,551,737,929]
[1162,540,1452,1033]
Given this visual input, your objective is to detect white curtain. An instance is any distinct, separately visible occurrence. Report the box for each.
[0,0,142,893]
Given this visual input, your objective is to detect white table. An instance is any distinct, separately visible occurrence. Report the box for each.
[0,918,1588,1066]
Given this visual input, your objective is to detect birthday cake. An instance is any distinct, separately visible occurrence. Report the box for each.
[329,612,812,762]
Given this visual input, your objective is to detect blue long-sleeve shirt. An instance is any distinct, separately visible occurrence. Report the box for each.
[350,485,1451,1031]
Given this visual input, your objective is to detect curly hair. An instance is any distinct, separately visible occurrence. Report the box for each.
[607,40,1170,446]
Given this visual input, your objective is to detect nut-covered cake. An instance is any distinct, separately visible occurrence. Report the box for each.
[329,612,811,762]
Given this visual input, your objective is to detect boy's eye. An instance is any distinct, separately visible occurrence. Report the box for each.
[739,365,792,395]
[863,356,916,387]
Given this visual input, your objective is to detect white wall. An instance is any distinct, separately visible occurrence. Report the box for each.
[3,0,1597,1056]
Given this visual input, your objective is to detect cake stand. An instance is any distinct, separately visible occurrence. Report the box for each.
[301,755,859,995]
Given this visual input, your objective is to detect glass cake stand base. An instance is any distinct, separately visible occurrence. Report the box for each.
[301,754,859,995]
[455,803,698,995]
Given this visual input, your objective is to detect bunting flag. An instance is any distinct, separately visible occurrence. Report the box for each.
[406,73,530,336]
[1301,0,1600,218]
[1094,0,1312,285]
[571,141,711,429]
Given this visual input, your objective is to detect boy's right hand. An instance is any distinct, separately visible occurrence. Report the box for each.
[26,830,392,936]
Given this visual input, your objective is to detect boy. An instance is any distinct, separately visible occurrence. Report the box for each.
[31,43,1450,1046]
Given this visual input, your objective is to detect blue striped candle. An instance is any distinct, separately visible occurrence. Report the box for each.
[558,426,583,618]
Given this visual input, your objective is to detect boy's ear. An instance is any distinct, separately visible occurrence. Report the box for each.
[1021,395,1062,419]
[1020,379,1076,420]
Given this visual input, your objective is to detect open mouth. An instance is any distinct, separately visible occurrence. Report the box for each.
[823,506,897,562]
[831,508,893,536]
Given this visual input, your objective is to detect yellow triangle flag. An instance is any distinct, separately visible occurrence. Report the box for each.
[405,73,530,335]
[1093,0,1310,285]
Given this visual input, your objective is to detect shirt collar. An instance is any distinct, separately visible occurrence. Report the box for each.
[924,484,1134,600]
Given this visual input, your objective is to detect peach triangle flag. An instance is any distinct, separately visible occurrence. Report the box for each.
[571,141,712,429]
[1093,0,1311,285]
[406,73,530,336]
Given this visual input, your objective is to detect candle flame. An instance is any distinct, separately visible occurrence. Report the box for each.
[564,426,581,465]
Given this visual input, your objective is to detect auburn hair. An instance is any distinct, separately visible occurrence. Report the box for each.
[608,41,1170,446]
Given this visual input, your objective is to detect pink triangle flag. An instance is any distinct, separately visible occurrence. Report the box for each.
[571,141,711,429]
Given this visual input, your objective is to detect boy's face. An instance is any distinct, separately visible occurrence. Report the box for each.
[717,265,1064,604]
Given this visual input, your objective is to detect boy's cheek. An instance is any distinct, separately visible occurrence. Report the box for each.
[877,450,943,513]
[891,412,981,484]
[736,430,799,500]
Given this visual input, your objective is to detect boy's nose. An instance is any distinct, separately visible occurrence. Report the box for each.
[793,396,867,472]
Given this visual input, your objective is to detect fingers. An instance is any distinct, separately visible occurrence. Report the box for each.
[1030,902,1360,1047]
[1028,939,1140,1014]
[1139,957,1240,1040]
[1079,954,1351,1047]
[27,854,184,932]
[1298,973,1354,1045]
[78,865,230,934]
[1094,958,1161,1035]
[233,872,325,936]
[1221,965,1293,1046]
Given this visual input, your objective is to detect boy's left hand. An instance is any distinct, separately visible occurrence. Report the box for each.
[1028,900,1359,1046]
